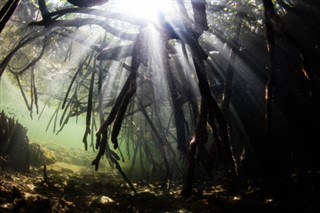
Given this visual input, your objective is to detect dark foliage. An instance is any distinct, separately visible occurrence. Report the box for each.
[0,110,30,172]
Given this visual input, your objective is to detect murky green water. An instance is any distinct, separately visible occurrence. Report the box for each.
[0,73,88,150]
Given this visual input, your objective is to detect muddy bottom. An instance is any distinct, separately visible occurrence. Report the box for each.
[0,166,253,212]
[1,143,319,212]
[1,166,319,212]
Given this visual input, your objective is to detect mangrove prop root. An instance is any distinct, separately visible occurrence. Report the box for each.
[182,52,238,197]
[43,164,48,183]
[93,35,142,170]
[90,111,97,152]
[110,155,137,194]
[59,94,74,126]
[110,82,136,149]
[110,51,139,149]
[165,57,187,152]
[62,58,87,109]
[92,67,137,169]
[128,140,139,175]
[92,130,107,171]
[182,96,208,197]
[191,0,209,31]
[31,65,39,114]
[262,0,276,135]
[0,0,20,33]
[46,103,60,132]
[83,64,96,150]
[195,54,237,175]
[15,74,31,111]
[137,98,172,182]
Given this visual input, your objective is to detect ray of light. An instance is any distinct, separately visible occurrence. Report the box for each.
[109,0,178,22]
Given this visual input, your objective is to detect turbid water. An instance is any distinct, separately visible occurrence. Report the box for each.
[0,72,88,150]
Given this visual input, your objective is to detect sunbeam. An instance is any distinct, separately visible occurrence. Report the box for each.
[110,0,177,22]
[1,0,320,211]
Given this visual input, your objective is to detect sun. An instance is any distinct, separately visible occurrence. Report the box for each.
[111,0,177,22]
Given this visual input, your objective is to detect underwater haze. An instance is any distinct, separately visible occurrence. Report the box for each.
[1,0,320,212]
[0,73,88,149]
